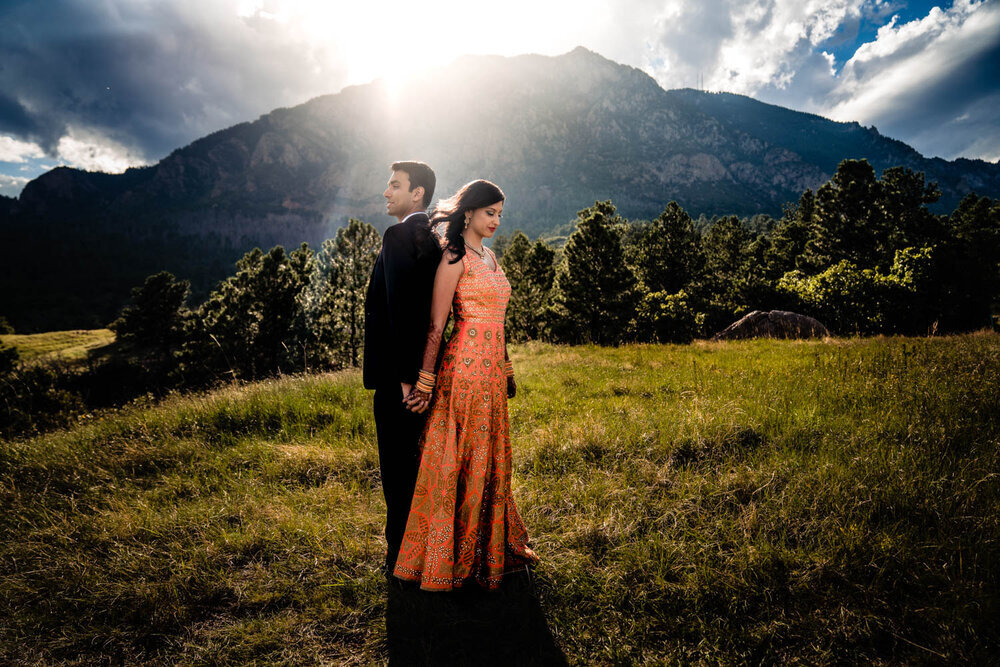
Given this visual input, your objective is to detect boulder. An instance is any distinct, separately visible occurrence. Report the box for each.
[713,310,830,340]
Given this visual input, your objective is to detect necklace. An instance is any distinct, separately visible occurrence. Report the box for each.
[463,238,486,258]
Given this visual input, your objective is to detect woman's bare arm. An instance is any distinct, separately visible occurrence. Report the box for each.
[404,252,463,412]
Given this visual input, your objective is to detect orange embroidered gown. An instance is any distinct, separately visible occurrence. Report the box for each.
[393,249,534,591]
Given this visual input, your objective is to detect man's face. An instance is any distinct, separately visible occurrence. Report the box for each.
[384,170,423,220]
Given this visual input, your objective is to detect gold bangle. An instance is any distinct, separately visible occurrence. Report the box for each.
[414,380,434,393]
[504,361,514,378]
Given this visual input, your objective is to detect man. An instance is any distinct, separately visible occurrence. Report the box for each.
[363,160,442,575]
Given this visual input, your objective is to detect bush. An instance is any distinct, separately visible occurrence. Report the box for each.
[777,260,905,335]
[633,289,699,343]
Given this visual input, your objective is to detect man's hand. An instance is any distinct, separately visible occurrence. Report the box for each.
[506,376,516,399]
[403,386,432,414]
[401,382,412,400]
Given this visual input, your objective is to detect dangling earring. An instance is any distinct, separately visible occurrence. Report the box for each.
[464,215,470,230]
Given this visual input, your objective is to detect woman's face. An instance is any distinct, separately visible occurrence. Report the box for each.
[466,200,504,239]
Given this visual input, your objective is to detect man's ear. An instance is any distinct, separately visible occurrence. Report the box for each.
[411,186,425,204]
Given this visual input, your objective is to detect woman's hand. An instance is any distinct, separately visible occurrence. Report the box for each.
[403,387,432,414]
[506,376,516,399]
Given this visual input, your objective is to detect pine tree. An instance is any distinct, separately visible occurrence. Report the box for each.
[764,189,815,280]
[500,232,556,341]
[110,271,190,352]
[696,215,760,333]
[549,200,638,344]
[194,244,315,380]
[879,167,945,251]
[307,218,381,367]
[630,201,704,294]
[527,240,556,293]
[800,159,885,272]
[939,194,1000,330]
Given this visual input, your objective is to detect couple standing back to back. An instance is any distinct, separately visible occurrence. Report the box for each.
[363,161,538,592]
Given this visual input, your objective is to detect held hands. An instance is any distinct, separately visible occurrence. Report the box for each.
[403,386,432,413]
[403,369,437,414]
[506,376,516,399]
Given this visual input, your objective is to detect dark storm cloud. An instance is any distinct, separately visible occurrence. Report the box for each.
[818,0,1000,161]
[867,37,1000,159]
[0,92,46,139]
[0,0,349,163]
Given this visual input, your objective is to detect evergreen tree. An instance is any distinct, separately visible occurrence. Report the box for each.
[696,215,759,331]
[879,167,945,251]
[193,244,315,380]
[938,194,1000,330]
[110,271,191,352]
[764,189,815,279]
[800,159,886,272]
[629,201,704,294]
[501,232,556,341]
[305,218,380,367]
[548,201,638,344]
[527,240,556,293]
[490,233,511,262]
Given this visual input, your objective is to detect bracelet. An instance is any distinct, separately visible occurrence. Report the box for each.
[503,360,514,378]
[415,369,436,393]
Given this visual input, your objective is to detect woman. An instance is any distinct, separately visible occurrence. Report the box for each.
[392,179,538,591]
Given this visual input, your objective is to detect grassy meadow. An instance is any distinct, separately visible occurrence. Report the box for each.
[1,333,999,664]
[1,328,115,364]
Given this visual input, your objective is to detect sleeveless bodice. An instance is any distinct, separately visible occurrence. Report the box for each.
[452,249,510,325]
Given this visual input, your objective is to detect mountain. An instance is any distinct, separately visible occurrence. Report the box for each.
[2,47,998,332]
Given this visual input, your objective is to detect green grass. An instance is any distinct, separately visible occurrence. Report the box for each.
[1,328,116,363]
[2,333,999,664]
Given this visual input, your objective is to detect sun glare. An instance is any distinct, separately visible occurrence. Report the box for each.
[235,0,613,89]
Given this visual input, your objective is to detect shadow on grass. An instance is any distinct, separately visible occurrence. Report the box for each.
[386,568,567,666]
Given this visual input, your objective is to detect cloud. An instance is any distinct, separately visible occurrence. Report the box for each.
[633,0,1000,162]
[0,0,997,202]
[0,0,350,165]
[0,172,31,198]
[823,0,1000,160]
[55,128,148,173]
[630,0,867,92]
[0,135,45,163]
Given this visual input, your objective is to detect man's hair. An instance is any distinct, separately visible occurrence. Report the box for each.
[391,161,436,208]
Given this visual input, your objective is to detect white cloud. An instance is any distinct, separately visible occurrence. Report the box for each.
[1,0,997,173]
[808,0,1000,160]
[55,128,148,174]
[0,135,45,163]
[632,0,867,93]
[631,0,1000,161]
[824,0,999,128]
[0,172,30,197]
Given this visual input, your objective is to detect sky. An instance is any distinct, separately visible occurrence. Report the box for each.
[1,0,997,197]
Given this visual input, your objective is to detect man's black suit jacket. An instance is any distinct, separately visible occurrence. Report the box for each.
[363,212,443,390]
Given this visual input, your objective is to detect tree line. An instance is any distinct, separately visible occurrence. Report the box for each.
[502,159,999,344]
[2,159,998,438]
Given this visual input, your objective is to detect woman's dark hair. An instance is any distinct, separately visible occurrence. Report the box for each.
[430,179,505,263]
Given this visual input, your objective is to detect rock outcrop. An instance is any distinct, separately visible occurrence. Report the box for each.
[713,310,830,340]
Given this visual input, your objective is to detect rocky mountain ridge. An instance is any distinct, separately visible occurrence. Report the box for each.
[2,47,998,331]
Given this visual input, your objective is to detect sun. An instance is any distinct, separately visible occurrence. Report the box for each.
[237,0,472,87]
[234,0,610,89]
